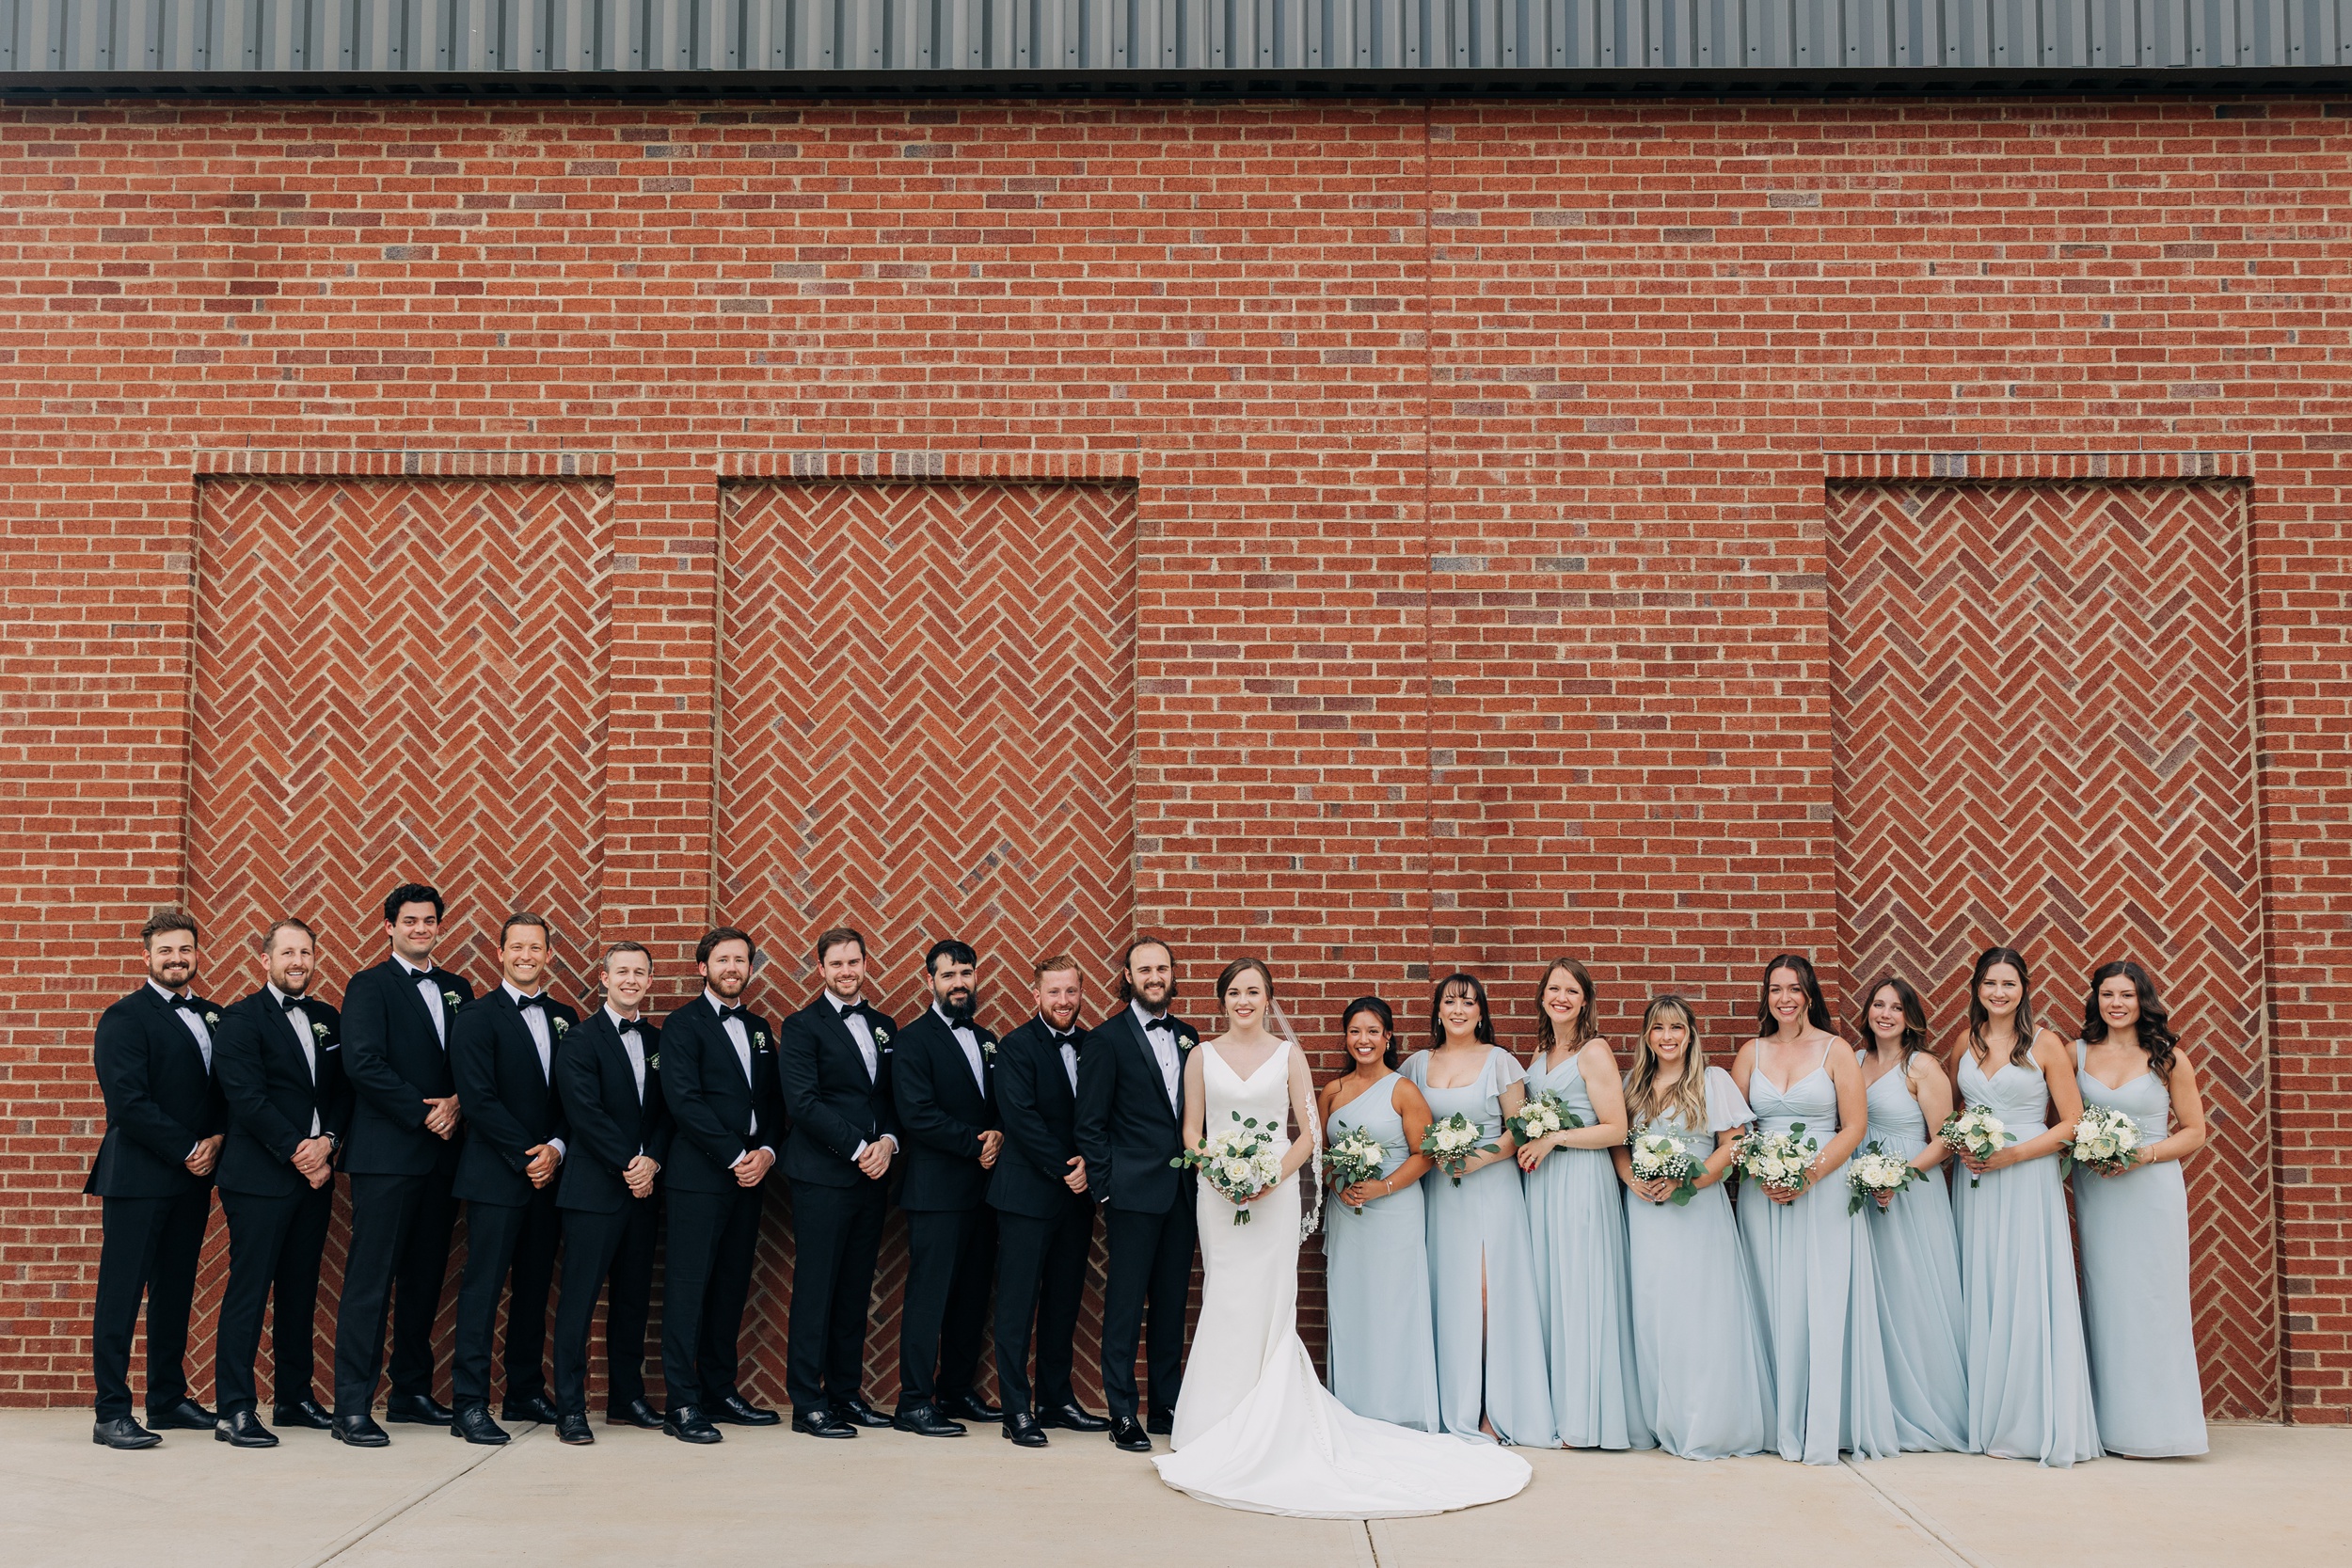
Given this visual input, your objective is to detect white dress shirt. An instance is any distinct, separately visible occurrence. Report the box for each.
[151,980,214,1164]
[1133,999,1180,1110]
[396,957,448,1044]
[830,993,896,1163]
[935,1003,987,1095]
[705,989,776,1164]
[267,981,324,1137]
[1042,1020,1080,1093]
[502,982,564,1161]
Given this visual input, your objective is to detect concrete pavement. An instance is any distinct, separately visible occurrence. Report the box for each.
[2,1413,2343,1567]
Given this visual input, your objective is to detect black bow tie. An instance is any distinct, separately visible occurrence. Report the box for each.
[279,994,309,1013]
[833,1003,863,1022]
[515,994,549,1014]
[717,1004,751,1025]
[1050,1031,1076,1047]
[1144,1017,1175,1036]
[167,995,203,1015]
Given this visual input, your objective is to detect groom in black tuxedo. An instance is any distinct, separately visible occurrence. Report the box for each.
[1073,937,1198,1453]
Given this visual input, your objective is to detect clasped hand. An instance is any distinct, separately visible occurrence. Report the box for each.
[183,1134,224,1177]
[623,1153,659,1199]
[524,1143,563,1188]
[422,1095,461,1139]
[977,1129,1003,1169]
[292,1135,335,1188]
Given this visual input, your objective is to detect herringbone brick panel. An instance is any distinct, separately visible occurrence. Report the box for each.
[717,480,1137,1408]
[1828,480,2277,1419]
[180,476,612,1406]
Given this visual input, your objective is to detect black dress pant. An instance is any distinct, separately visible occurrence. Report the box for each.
[992,1199,1092,1415]
[451,1186,560,1409]
[1099,1199,1195,1420]
[897,1205,995,1410]
[91,1188,212,1421]
[215,1181,334,1414]
[552,1194,659,1418]
[785,1176,886,1415]
[661,1182,762,1410]
[333,1168,459,1415]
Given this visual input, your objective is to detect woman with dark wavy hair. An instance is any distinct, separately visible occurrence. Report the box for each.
[2074,960,2210,1458]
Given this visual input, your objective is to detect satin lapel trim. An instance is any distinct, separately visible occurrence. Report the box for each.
[145,985,209,1070]
[822,1005,874,1083]
[1122,1010,1177,1124]
[391,964,447,1048]
[710,999,755,1094]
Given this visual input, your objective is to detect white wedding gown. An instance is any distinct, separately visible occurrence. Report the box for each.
[1152,1041,1533,1518]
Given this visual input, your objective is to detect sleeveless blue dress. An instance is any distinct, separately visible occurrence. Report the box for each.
[1400,1047,1557,1447]
[1953,1051,2102,1465]
[1523,1048,1650,1450]
[1738,1047,1899,1464]
[2074,1043,2207,1457]
[1856,1052,1969,1451]
[1323,1071,1441,1432]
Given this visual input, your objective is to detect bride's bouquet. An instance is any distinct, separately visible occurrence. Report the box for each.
[1419,1112,1498,1187]
[1172,1110,1285,1226]
[1939,1104,2016,1188]
[1506,1088,1584,1146]
[2065,1103,2143,1178]
[1733,1121,1818,1197]
[1324,1124,1391,1213]
[1627,1125,1704,1206]
[1846,1140,1927,1214]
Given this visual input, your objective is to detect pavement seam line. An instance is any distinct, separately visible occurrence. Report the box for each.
[1838,1457,1988,1568]
[1359,1518,1382,1568]
[291,1422,539,1568]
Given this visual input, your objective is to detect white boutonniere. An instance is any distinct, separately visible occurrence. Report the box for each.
[752,1029,769,1052]
[873,1026,891,1048]
[204,1010,220,1027]
[310,1021,329,1042]
[647,1053,660,1072]
[442,990,461,1009]
[981,1037,996,1059]
[551,1016,569,1037]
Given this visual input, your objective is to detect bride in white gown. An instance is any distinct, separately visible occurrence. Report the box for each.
[1153,958,1532,1518]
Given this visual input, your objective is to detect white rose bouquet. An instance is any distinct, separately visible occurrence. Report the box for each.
[2065,1104,2143,1178]
[1628,1124,1704,1206]
[1846,1140,1927,1214]
[1171,1110,1284,1226]
[1507,1088,1584,1146]
[1733,1121,1819,1197]
[1325,1124,1391,1213]
[1939,1104,2016,1188]
[1419,1112,1498,1187]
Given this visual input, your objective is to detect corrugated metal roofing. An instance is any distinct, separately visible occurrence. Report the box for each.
[3,1,2347,91]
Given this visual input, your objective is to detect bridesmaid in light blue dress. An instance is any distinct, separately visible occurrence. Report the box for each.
[1732,954,1899,1465]
[1949,945,2102,1466]
[1615,994,1773,1460]
[1400,973,1557,1447]
[1519,958,1649,1450]
[2074,960,2210,1458]
[1318,995,1441,1432]
[1852,976,1969,1452]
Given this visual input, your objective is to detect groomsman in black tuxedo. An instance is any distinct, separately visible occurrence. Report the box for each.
[446,912,574,1445]
[778,927,899,1439]
[658,926,787,1444]
[211,918,351,1447]
[332,882,472,1446]
[889,939,1003,1438]
[989,955,1108,1448]
[86,907,227,1449]
[550,941,671,1445]
[1073,937,1198,1453]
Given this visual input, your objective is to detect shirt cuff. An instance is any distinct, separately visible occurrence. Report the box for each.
[850,1139,866,1161]
[548,1138,566,1162]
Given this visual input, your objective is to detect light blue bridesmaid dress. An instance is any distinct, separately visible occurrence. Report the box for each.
[1624,1066,1774,1459]
[1856,1053,1969,1451]
[1738,1045,1899,1464]
[1400,1048,1558,1447]
[2074,1043,2207,1457]
[1323,1071,1442,1432]
[1953,1050,2102,1465]
[1523,1048,1651,1450]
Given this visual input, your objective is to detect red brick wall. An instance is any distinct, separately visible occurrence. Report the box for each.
[2,96,2344,1419]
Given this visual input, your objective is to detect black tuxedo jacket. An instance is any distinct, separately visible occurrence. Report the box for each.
[658,994,786,1196]
[342,958,474,1177]
[555,1009,673,1214]
[86,984,229,1199]
[1073,1006,1197,1215]
[891,1006,998,1212]
[778,996,899,1190]
[451,988,576,1207]
[215,989,352,1198]
[988,1017,1089,1221]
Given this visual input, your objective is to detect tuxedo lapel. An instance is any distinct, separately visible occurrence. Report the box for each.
[821,1004,872,1083]
[486,987,547,1081]
[1121,1008,1177,1125]
[391,963,447,1046]
[143,985,209,1073]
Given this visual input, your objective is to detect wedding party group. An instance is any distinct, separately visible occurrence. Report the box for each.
[80,880,2207,1521]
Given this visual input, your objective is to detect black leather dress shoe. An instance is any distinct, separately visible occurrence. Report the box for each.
[449,1404,510,1446]
[1001,1411,1049,1448]
[501,1393,561,1425]
[790,1407,855,1439]
[385,1392,454,1426]
[833,1396,893,1429]
[1108,1416,1152,1452]
[938,1391,1002,1422]
[330,1413,389,1448]
[149,1397,216,1431]
[711,1392,781,1426]
[1036,1401,1109,1433]
[215,1409,279,1448]
[663,1404,723,1445]
[892,1402,967,1437]
[555,1412,595,1446]
[272,1397,334,1430]
[1146,1410,1174,1435]
[92,1416,161,1449]
[606,1397,664,1429]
